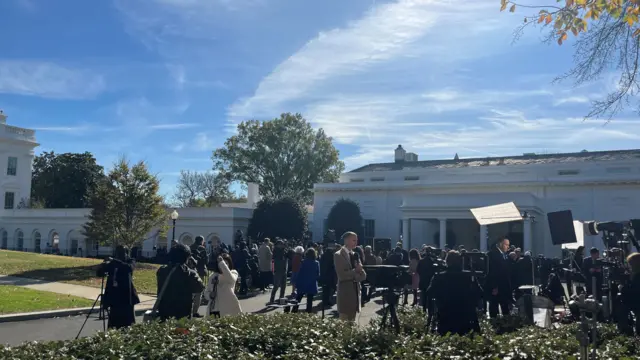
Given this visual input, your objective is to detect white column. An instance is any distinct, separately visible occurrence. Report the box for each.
[439,219,447,249]
[402,219,411,250]
[523,218,532,253]
[480,225,488,252]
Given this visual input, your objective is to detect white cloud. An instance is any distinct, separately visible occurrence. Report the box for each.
[227,0,516,122]
[171,132,214,153]
[0,61,105,99]
[554,96,590,106]
[151,123,200,130]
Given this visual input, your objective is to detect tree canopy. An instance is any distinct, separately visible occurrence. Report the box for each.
[172,170,236,207]
[213,113,345,205]
[83,157,167,248]
[502,0,640,118]
[247,197,308,241]
[31,151,105,208]
[326,198,364,243]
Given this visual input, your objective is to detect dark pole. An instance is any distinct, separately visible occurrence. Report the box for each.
[172,219,176,241]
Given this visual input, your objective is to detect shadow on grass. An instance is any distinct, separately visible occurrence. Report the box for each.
[4,265,102,285]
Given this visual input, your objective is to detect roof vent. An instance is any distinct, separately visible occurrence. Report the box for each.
[581,149,588,153]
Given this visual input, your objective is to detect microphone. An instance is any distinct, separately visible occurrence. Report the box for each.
[351,251,360,268]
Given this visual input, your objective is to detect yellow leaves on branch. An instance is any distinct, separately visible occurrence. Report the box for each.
[500,0,640,46]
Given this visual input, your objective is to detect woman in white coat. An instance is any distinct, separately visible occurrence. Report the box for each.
[206,253,242,318]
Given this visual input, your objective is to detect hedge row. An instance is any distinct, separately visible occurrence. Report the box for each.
[2,308,640,359]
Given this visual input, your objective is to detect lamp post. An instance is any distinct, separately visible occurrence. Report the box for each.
[171,210,179,242]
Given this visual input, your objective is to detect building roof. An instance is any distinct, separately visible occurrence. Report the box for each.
[349,149,640,173]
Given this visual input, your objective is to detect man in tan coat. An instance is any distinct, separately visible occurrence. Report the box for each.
[334,231,367,322]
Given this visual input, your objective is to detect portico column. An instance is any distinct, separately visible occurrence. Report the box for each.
[402,219,411,250]
[439,219,447,249]
[480,225,488,252]
[523,218,532,253]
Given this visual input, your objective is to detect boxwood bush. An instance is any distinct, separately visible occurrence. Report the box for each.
[2,308,639,359]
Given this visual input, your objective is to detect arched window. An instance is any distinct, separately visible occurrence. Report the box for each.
[16,230,24,251]
[0,230,7,249]
[181,234,193,247]
[33,231,41,253]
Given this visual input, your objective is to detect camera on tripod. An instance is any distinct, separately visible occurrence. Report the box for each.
[363,265,411,289]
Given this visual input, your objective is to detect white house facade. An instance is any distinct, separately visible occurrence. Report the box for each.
[313,145,640,257]
[0,112,258,257]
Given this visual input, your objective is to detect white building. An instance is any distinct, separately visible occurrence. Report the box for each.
[313,145,640,257]
[0,112,259,257]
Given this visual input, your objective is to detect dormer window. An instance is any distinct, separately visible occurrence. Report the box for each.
[350,178,364,182]
[558,169,580,176]
[404,176,419,181]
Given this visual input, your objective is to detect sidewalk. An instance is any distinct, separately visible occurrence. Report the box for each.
[0,275,156,323]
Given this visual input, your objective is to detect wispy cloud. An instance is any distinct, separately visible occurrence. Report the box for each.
[0,60,105,100]
[172,132,215,153]
[151,123,200,130]
[554,96,590,106]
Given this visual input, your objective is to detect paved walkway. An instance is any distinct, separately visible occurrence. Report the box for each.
[0,275,156,309]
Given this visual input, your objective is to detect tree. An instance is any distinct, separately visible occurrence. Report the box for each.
[213,113,345,205]
[172,170,234,207]
[502,0,640,118]
[326,198,364,242]
[31,151,105,208]
[247,197,308,241]
[83,157,168,248]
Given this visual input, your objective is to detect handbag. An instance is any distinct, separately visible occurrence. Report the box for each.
[143,266,177,322]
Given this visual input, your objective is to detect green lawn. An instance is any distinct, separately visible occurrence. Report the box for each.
[0,285,94,315]
[0,250,159,295]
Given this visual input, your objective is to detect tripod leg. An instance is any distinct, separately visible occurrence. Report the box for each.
[76,294,102,340]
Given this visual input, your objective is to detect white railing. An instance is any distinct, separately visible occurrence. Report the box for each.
[3,125,36,142]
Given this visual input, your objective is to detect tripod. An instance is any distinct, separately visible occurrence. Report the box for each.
[76,275,108,339]
[380,288,400,333]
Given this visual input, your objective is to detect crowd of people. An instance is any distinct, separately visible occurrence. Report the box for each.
[93,231,640,337]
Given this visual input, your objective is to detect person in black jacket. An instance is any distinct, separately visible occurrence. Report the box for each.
[320,242,337,306]
[417,248,436,313]
[427,250,483,336]
[582,247,603,299]
[233,241,251,295]
[190,235,208,317]
[385,247,404,266]
[486,237,512,318]
[97,245,140,329]
[156,244,205,321]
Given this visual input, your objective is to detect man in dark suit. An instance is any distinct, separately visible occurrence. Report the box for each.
[582,247,603,300]
[486,237,512,318]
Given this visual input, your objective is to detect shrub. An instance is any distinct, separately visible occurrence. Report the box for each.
[2,309,640,359]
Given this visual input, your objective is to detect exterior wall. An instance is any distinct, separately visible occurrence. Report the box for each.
[314,159,640,257]
[0,207,252,257]
[0,116,38,213]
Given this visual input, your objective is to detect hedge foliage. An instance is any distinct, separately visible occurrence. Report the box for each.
[2,308,640,359]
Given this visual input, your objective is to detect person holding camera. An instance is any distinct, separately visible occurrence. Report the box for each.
[426,250,483,336]
[205,253,242,318]
[96,245,140,329]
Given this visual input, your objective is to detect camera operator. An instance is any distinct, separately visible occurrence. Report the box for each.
[156,244,205,321]
[96,245,140,329]
[582,247,603,300]
[426,250,483,336]
[486,237,512,318]
[619,253,640,335]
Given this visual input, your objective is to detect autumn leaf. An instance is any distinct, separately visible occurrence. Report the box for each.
[500,1,508,11]
[545,14,552,24]
[509,4,516,12]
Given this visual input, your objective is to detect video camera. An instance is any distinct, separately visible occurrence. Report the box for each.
[363,265,411,290]
[585,220,640,252]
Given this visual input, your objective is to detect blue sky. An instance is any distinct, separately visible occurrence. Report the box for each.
[1,0,639,198]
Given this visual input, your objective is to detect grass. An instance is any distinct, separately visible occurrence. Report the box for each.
[0,250,159,295]
[0,285,94,315]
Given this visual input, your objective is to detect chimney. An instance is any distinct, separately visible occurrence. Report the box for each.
[247,183,260,206]
[394,145,406,163]
[404,152,418,162]
[0,110,6,124]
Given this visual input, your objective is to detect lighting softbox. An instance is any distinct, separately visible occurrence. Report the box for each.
[547,210,578,246]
